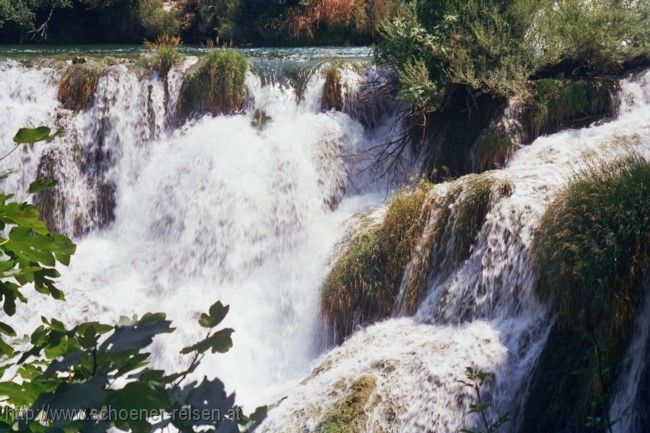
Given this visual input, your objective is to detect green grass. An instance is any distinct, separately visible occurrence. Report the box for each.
[145,35,183,76]
[524,79,615,137]
[178,49,249,118]
[470,129,517,172]
[319,375,377,433]
[57,61,105,111]
[321,181,432,340]
[522,154,650,432]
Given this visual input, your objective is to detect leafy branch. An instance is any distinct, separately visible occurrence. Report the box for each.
[458,366,510,433]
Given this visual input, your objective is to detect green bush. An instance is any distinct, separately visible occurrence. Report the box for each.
[375,0,648,116]
[375,0,536,110]
[178,49,249,118]
[534,0,650,74]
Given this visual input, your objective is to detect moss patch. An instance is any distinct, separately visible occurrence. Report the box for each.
[523,79,616,138]
[58,61,105,111]
[520,155,650,433]
[178,49,248,119]
[322,65,343,111]
[319,375,377,433]
[321,181,432,341]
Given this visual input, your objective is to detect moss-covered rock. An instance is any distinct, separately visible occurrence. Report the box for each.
[398,188,456,315]
[447,175,496,270]
[322,65,343,111]
[58,61,105,111]
[321,181,432,341]
[318,375,377,433]
[523,79,617,138]
[520,155,650,433]
[178,49,248,119]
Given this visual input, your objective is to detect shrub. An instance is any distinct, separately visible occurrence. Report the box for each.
[178,49,248,118]
[321,181,431,341]
[138,0,180,38]
[376,0,536,111]
[318,375,377,433]
[533,0,650,74]
[145,34,183,76]
[57,61,105,111]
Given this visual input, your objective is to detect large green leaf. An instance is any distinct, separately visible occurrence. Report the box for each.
[181,328,234,355]
[199,301,230,328]
[28,179,58,194]
[13,127,63,144]
[100,313,173,354]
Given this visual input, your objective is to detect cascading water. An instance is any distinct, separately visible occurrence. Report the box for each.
[1,46,649,433]
[258,69,650,433]
[0,48,411,410]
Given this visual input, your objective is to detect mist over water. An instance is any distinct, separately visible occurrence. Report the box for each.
[1,49,649,432]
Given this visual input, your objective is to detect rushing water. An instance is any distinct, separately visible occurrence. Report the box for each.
[0,48,649,433]
[0,48,405,410]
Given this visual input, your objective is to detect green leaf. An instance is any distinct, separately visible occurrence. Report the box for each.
[0,322,16,337]
[0,338,13,357]
[181,328,234,355]
[100,313,173,353]
[198,301,229,328]
[28,179,58,194]
[13,127,52,144]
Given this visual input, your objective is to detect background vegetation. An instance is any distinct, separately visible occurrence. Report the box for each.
[0,0,405,45]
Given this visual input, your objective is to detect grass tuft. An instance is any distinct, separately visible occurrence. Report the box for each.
[447,174,497,270]
[470,129,517,172]
[178,49,248,119]
[145,34,183,76]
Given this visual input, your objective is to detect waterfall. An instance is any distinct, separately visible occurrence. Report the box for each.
[258,69,650,433]
[1,48,649,433]
[0,50,412,410]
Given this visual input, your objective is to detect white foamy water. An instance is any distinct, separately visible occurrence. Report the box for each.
[0,54,409,409]
[1,51,649,433]
[259,69,650,433]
